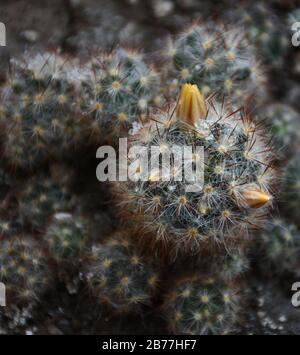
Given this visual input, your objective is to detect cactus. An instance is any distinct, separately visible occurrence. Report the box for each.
[233,3,289,69]
[163,23,265,104]
[261,103,300,160]
[80,47,160,143]
[0,51,88,170]
[45,213,89,268]
[161,273,238,335]
[82,233,159,313]
[206,250,249,281]
[258,218,300,276]
[17,173,75,230]
[0,236,50,307]
[0,8,289,334]
[282,153,300,226]
[116,84,275,255]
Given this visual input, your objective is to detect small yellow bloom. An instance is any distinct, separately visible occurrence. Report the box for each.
[176,84,207,125]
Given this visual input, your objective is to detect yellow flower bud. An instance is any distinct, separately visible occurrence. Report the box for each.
[241,188,271,208]
[233,184,272,209]
[176,84,207,125]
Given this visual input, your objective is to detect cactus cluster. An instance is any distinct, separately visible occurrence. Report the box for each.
[0,48,161,166]
[0,0,300,334]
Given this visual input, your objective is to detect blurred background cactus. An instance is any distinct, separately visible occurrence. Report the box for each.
[161,273,239,335]
[80,48,160,143]
[261,104,300,160]
[82,233,159,313]
[0,0,300,335]
[0,51,89,170]
[0,236,51,334]
[281,153,300,225]
[162,23,265,105]
[255,218,300,277]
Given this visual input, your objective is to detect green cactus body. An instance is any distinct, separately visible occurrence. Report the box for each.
[162,274,238,335]
[82,234,159,312]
